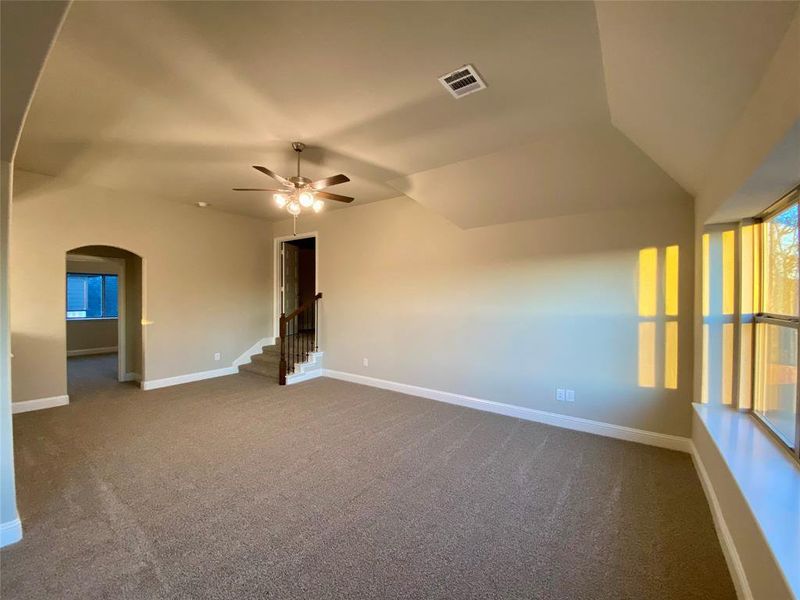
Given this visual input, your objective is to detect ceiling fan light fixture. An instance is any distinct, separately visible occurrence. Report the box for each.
[299,191,314,207]
[235,142,354,221]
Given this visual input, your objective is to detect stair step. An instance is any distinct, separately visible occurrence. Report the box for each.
[239,362,276,378]
[251,353,280,366]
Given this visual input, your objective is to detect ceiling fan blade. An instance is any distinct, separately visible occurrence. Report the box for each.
[252,165,293,187]
[232,188,287,192]
[315,190,354,203]
[310,174,350,190]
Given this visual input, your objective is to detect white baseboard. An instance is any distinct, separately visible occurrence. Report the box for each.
[67,346,117,357]
[141,366,237,390]
[287,369,322,385]
[233,337,275,368]
[11,394,69,414]
[321,370,692,453]
[0,515,22,547]
[690,442,753,600]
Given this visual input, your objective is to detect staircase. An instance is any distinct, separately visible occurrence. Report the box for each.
[239,292,323,385]
[238,339,323,384]
[238,342,281,381]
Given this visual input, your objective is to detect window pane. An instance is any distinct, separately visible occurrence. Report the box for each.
[104,275,118,318]
[763,203,798,317]
[754,323,797,447]
[66,274,87,312]
[86,275,103,318]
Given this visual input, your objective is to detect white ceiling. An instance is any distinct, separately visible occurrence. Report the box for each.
[15,1,799,225]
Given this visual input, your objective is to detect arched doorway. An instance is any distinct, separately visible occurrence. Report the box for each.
[65,246,143,398]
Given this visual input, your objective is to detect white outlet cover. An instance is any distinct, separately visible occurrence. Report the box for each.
[363,358,369,367]
[214,353,221,361]
[556,388,565,401]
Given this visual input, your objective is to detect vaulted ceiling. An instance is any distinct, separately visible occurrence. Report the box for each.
[16,1,799,226]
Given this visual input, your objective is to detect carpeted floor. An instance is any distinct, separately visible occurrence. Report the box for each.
[1,355,735,599]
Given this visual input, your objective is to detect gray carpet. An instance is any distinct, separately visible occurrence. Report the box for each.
[1,354,735,599]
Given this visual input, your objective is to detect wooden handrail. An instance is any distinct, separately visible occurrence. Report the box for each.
[282,292,322,322]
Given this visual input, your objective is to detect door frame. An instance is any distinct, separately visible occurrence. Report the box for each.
[272,231,318,339]
[64,254,127,381]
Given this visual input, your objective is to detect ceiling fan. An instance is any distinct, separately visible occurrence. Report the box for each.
[233,142,354,217]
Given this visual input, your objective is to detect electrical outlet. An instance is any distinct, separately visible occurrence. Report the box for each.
[363,358,369,367]
[565,389,575,402]
[556,388,565,402]
[214,352,221,361]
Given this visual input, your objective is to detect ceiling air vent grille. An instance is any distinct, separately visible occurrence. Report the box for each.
[438,64,486,99]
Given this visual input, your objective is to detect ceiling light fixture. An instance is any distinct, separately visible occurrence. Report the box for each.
[195,201,210,208]
[233,142,354,235]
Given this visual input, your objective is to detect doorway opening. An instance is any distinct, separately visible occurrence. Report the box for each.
[65,246,143,399]
[274,233,317,335]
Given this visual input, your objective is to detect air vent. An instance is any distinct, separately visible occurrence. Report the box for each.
[438,64,487,99]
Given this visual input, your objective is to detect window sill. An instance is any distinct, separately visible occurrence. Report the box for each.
[693,403,800,598]
[66,317,118,322]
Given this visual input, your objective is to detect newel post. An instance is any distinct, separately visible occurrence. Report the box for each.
[278,313,287,385]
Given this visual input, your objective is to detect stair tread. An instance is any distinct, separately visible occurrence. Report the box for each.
[239,362,274,376]
[251,354,280,365]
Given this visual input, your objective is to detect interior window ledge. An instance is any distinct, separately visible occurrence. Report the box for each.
[66,317,118,321]
[693,403,800,598]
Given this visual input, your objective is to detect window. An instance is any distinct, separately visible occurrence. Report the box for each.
[701,186,799,459]
[754,197,798,452]
[66,273,118,319]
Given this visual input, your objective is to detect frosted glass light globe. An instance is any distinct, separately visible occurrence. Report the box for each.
[312,199,324,213]
[299,191,314,208]
[274,193,288,207]
[287,201,301,216]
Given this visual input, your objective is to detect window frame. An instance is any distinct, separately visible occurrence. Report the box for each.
[750,186,800,460]
[65,272,119,321]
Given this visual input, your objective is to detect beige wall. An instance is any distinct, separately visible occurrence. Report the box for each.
[10,169,272,403]
[1,161,18,534]
[66,320,117,353]
[274,194,695,437]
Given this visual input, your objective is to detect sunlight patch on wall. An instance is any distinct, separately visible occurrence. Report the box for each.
[638,322,656,388]
[638,247,658,317]
[637,246,679,390]
[702,324,709,404]
[741,225,754,314]
[665,245,679,317]
[702,234,710,317]
[665,321,678,390]
[722,230,735,315]
[739,322,753,409]
[722,323,734,405]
